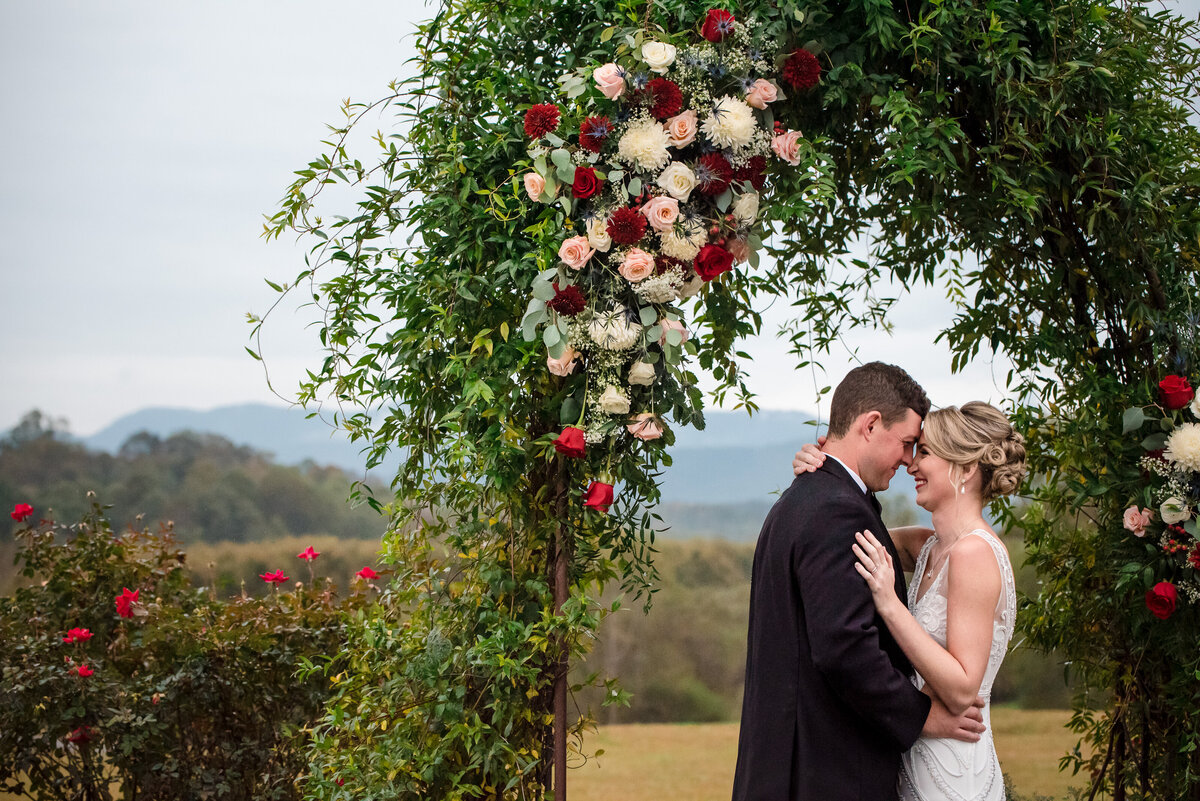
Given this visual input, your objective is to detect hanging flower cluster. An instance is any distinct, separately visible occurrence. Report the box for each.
[519,11,820,511]
[1122,374,1200,614]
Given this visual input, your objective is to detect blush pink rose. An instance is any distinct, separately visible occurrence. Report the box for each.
[593,63,626,100]
[547,345,579,376]
[558,235,595,270]
[771,130,803,166]
[745,79,778,110]
[658,317,689,345]
[727,238,752,264]
[619,248,656,282]
[1123,505,1153,537]
[626,412,664,441]
[523,172,547,201]
[639,195,680,232]
[665,110,698,148]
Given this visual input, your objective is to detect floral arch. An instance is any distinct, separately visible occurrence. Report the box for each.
[263,0,1200,797]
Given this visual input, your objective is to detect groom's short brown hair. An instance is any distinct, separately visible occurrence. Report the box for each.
[826,362,930,438]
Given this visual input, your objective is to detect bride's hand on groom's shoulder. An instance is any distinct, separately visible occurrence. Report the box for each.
[792,437,827,475]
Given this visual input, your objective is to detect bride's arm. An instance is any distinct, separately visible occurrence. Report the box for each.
[853,531,1001,716]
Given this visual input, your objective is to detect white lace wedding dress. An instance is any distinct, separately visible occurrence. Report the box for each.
[899,530,1016,801]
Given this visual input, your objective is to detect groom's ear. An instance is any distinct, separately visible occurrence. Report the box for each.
[859,410,883,439]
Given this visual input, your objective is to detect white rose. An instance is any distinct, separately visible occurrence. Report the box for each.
[732,192,759,224]
[599,384,631,415]
[678,273,705,298]
[641,41,677,74]
[1161,496,1191,525]
[657,162,698,202]
[1192,393,1200,419]
[627,360,657,386]
[587,217,612,252]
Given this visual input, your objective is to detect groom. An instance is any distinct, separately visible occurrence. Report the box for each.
[731,362,984,801]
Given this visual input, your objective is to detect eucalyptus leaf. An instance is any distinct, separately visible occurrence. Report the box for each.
[638,306,658,326]
[556,164,577,183]
[532,280,557,301]
[550,149,573,171]
[715,187,733,212]
[542,325,562,349]
[1141,432,1168,451]
[1122,406,1146,434]
[628,177,642,196]
[665,328,683,347]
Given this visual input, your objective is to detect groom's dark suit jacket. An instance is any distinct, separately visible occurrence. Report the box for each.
[731,459,931,801]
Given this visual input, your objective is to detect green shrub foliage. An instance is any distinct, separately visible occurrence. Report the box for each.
[261,0,1200,797]
[0,501,374,800]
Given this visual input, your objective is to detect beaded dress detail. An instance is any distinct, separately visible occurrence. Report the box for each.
[899,530,1016,801]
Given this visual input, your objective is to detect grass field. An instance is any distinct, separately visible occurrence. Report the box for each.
[572,709,1086,801]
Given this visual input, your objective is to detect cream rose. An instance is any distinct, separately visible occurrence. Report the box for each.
[658,317,689,346]
[619,248,656,282]
[665,110,698,149]
[524,172,547,202]
[593,63,626,100]
[627,360,657,386]
[547,345,579,377]
[639,195,680,232]
[745,78,778,110]
[599,385,631,415]
[772,130,803,166]
[656,162,698,201]
[732,192,759,224]
[678,273,705,298]
[1161,497,1191,525]
[626,412,664,441]
[727,238,751,264]
[641,41,677,74]
[1192,393,1200,419]
[587,217,613,252]
[558,235,595,270]
[701,96,756,149]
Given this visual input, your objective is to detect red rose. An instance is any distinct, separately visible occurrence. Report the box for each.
[63,627,93,644]
[356,566,380,580]
[114,587,139,618]
[701,8,735,42]
[10,503,33,522]
[572,167,602,199]
[1145,581,1178,620]
[75,664,94,678]
[1158,375,1195,410]
[260,570,289,584]
[297,546,321,561]
[584,480,615,513]
[694,244,735,281]
[66,726,94,744]
[554,427,586,459]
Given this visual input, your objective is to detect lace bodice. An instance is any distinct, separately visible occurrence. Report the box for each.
[907,529,1017,701]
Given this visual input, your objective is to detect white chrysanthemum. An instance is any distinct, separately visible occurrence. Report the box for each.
[588,305,643,351]
[702,96,757,149]
[660,220,707,261]
[1165,422,1200,472]
[732,192,759,224]
[618,117,672,172]
[657,162,698,202]
[634,268,683,303]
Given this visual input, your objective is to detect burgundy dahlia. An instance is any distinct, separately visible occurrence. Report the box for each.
[734,155,767,190]
[695,152,733,195]
[647,78,683,120]
[579,116,612,153]
[655,255,688,275]
[782,49,821,90]
[547,283,587,316]
[701,9,735,42]
[607,206,648,245]
[524,104,561,139]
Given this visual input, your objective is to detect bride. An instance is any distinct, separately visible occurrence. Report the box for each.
[795,401,1026,801]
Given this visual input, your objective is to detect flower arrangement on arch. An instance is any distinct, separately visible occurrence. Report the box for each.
[1121,373,1200,614]
[518,10,821,511]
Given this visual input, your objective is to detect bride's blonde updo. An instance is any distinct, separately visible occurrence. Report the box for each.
[922,401,1027,502]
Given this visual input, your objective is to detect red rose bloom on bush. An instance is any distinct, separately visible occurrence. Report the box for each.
[572,166,602,199]
[260,570,289,584]
[66,726,94,744]
[114,587,139,618]
[1158,375,1195,410]
[11,503,33,522]
[75,664,94,678]
[297,546,321,561]
[607,206,648,245]
[63,627,93,644]
[524,104,561,139]
[647,78,683,120]
[554,427,587,459]
[1145,581,1178,620]
[694,244,735,281]
[584,480,614,513]
[701,8,735,42]
[356,566,379,580]
[783,48,822,90]
[547,283,587,316]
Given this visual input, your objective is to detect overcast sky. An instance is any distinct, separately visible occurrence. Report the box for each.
[2,1,1195,437]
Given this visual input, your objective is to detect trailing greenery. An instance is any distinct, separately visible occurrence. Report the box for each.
[261,0,1200,797]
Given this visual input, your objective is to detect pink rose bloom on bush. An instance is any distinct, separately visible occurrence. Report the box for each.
[523,172,547,201]
[772,130,803,166]
[665,110,698,148]
[619,248,656,282]
[626,413,664,441]
[745,78,778,110]
[1122,505,1153,537]
[558,236,595,270]
[593,63,626,100]
[547,345,579,376]
[639,195,680,232]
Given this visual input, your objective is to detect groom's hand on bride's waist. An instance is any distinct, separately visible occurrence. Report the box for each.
[920,694,987,742]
